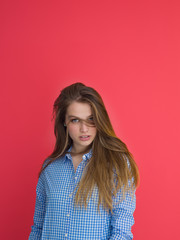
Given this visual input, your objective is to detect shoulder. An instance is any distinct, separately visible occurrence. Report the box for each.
[42,155,66,172]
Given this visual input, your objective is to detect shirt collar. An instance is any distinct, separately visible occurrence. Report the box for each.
[64,145,93,162]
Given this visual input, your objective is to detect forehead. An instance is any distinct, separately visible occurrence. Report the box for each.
[66,101,92,118]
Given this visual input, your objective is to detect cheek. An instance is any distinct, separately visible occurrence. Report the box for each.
[67,125,78,136]
[92,127,97,136]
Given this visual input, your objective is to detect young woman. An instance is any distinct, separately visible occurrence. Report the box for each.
[29,82,140,240]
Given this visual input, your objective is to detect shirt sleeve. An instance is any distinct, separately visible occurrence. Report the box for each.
[109,186,136,240]
[28,171,46,240]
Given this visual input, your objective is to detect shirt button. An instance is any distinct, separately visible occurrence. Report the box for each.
[67,214,70,217]
[69,194,72,197]
[82,155,86,160]
[65,233,68,237]
[75,177,77,180]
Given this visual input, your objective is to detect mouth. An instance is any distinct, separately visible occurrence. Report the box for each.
[79,135,90,141]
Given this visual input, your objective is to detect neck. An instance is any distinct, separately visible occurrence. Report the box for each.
[71,144,91,155]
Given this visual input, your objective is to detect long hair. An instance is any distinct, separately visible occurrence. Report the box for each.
[39,82,140,211]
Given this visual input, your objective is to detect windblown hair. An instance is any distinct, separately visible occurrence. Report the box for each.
[39,82,140,212]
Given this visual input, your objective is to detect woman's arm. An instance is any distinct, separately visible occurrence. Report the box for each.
[109,187,136,240]
[28,172,46,240]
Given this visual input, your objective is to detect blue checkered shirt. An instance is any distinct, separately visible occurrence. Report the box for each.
[29,146,136,240]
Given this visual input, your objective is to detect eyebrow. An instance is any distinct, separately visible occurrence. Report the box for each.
[67,114,93,119]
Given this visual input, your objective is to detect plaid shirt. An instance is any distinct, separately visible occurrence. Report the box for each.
[29,146,136,240]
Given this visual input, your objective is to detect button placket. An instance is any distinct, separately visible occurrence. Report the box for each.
[64,162,75,239]
[62,146,93,238]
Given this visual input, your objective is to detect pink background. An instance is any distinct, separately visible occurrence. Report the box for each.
[1,1,180,239]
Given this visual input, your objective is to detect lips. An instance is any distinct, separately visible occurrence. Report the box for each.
[79,135,90,141]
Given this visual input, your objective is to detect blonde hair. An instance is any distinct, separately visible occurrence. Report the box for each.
[39,82,140,212]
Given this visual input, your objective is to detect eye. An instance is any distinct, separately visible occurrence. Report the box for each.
[89,117,94,121]
[71,119,79,123]
[88,117,95,125]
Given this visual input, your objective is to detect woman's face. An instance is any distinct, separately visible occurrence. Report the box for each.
[65,101,97,153]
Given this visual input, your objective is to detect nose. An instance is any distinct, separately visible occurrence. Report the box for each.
[80,121,89,132]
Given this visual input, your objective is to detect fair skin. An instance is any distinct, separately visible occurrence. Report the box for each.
[65,101,97,171]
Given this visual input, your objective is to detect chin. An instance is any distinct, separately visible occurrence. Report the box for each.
[79,140,93,147]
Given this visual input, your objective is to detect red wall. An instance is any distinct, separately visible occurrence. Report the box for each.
[1,1,180,239]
